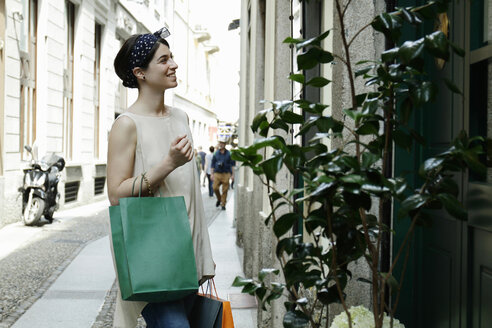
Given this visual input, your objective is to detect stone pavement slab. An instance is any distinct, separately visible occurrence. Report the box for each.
[11,237,114,328]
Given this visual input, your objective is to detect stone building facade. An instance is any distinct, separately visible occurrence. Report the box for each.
[0,0,219,228]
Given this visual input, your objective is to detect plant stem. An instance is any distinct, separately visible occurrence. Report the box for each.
[359,209,380,327]
[335,0,360,161]
[390,240,411,326]
[342,0,354,18]
[326,199,352,328]
[377,83,394,324]
[348,22,373,48]
[264,179,318,328]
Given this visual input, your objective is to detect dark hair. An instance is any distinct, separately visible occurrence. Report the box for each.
[209,146,215,153]
[114,35,170,88]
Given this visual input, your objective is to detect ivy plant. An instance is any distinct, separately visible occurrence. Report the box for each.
[232,0,486,328]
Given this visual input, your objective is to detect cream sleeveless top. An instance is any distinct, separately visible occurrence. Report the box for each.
[109,107,215,328]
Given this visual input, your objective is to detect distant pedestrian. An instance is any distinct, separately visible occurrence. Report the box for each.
[108,27,214,327]
[198,146,206,186]
[211,140,235,210]
[204,146,215,197]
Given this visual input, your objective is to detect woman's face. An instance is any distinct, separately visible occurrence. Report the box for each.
[143,43,178,91]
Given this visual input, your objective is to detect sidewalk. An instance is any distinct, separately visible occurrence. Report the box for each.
[10,189,256,327]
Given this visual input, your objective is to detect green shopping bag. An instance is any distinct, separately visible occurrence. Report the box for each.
[109,176,198,302]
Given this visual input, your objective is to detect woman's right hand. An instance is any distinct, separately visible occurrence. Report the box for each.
[167,134,193,169]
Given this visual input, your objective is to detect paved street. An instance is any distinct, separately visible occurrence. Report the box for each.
[0,187,256,327]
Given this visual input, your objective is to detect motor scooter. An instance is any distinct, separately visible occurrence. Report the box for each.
[18,145,65,226]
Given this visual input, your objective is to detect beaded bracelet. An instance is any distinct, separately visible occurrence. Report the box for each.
[141,172,154,196]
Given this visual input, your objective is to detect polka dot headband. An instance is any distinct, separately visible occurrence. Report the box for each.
[123,27,171,88]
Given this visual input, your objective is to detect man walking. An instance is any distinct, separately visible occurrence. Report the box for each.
[211,139,235,210]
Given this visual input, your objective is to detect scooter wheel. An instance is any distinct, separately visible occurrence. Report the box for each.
[23,197,45,226]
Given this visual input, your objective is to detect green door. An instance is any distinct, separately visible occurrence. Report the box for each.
[467,0,492,326]
[394,0,492,327]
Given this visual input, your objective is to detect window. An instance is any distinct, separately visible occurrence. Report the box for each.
[63,0,75,160]
[19,0,37,159]
[94,23,102,159]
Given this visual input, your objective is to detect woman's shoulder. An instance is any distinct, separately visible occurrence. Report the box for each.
[111,113,137,134]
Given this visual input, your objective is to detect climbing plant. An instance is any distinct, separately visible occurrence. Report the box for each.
[232,0,486,327]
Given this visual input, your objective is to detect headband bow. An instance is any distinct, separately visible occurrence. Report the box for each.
[123,27,171,88]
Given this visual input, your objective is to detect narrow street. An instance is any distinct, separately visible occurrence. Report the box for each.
[0,202,109,327]
[0,188,256,327]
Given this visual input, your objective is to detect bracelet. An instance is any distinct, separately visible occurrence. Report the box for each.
[141,172,154,196]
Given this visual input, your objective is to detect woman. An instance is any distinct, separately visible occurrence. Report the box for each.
[107,28,215,328]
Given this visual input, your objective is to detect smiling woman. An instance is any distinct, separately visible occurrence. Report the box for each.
[107,28,215,328]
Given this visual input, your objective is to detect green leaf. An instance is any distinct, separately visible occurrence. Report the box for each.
[400,8,415,24]
[283,36,303,44]
[260,155,283,182]
[424,31,450,60]
[463,150,487,177]
[355,66,373,77]
[399,194,429,218]
[276,235,302,257]
[437,193,467,220]
[307,181,336,198]
[258,268,280,281]
[362,152,380,168]
[242,282,261,294]
[340,174,365,185]
[282,111,305,124]
[343,108,364,124]
[372,12,403,41]
[305,211,327,234]
[270,119,290,132]
[295,30,330,50]
[356,121,380,135]
[393,129,412,151]
[357,277,373,284]
[443,78,462,94]
[270,190,287,202]
[251,110,269,133]
[252,136,286,151]
[382,47,399,62]
[315,116,344,133]
[343,191,372,210]
[420,157,444,176]
[232,276,253,287]
[362,97,379,115]
[306,76,331,87]
[289,74,305,84]
[297,48,334,70]
[398,38,425,63]
[273,213,301,237]
[449,40,465,57]
[380,272,399,291]
[339,155,359,170]
[355,93,368,106]
[283,310,310,328]
[411,81,437,104]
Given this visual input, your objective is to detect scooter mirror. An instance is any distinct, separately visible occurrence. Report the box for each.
[24,145,32,153]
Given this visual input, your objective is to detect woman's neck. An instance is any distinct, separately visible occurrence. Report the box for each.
[133,88,168,116]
